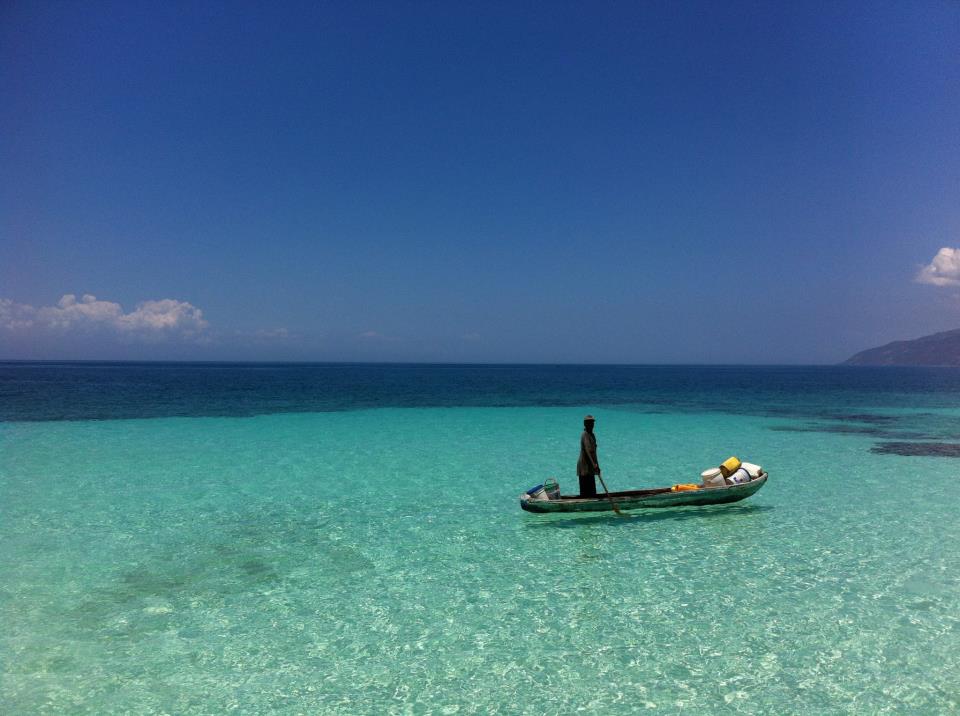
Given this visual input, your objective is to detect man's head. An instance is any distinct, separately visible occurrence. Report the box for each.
[584,414,595,430]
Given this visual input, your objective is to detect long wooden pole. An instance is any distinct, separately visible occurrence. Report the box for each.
[595,472,623,515]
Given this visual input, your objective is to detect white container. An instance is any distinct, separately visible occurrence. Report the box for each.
[741,462,763,478]
[700,467,726,488]
[727,467,751,484]
[526,485,547,500]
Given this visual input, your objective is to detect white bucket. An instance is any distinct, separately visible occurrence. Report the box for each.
[741,462,763,478]
[526,485,547,500]
[727,467,751,484]
[701,467,726,488]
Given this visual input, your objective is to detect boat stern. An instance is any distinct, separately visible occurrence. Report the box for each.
[520,483,553,512]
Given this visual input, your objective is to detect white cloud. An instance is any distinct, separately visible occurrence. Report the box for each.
[0,294,208,337]
[252,327,290,339]
[36,294,124,328]
[116,299,207,333]
[0,298,37,329]
[357,330,401,343]
[917,247,960,287]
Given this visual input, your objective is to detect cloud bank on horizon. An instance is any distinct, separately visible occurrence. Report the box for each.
[0,294,208,339]
[916,248,960,288]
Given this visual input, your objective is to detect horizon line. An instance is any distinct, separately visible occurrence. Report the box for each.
[0,358,886,368]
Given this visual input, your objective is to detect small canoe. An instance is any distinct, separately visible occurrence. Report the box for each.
[519,472,768,513]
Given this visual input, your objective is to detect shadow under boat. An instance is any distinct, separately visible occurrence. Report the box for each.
[523,502,776,529]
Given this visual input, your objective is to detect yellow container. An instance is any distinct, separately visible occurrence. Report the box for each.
[671,483,700,492]
[719,456,741,478]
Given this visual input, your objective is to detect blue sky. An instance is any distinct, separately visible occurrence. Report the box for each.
[2,1,958,362]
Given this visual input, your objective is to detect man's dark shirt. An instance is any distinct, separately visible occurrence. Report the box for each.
[577,430,598,477]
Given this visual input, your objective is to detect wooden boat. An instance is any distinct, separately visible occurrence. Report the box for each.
[519,472,768,513]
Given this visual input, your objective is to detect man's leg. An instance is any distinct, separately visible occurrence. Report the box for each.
[578,474,597,498]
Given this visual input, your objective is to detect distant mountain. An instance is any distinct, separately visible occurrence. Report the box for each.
[844,329,960,366]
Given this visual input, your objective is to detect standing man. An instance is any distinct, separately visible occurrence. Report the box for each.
[577,414,600,497]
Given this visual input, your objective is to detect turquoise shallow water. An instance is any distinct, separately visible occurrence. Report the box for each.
[3,368,960,713]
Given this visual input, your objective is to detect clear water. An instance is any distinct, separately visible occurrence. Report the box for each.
[2,364,959,713]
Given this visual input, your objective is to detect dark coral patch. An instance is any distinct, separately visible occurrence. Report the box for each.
[770,424,885,436]
[822,413,899,425]
[871,442,960,457]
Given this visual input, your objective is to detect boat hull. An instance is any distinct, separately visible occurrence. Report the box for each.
[520,473,767,513]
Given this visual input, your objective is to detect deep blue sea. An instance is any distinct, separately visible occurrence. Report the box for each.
[2,363,959,713]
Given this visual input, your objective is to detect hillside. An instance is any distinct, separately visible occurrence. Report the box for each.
[844,329,960,366]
